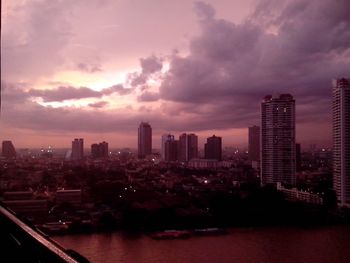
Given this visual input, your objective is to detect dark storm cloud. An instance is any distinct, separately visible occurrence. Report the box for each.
[158,0,350,132]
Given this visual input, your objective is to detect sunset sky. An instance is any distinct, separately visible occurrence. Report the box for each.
[1,0,349,149]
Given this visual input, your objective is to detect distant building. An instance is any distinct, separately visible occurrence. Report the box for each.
[296,143,301,172]
[248,126,260,166]
[188,159,219,169]
[138,122,152,158]
[91,141,109,158]
[2,140,16,158]
[3,191,47,220]
[56,189,82,207]
[277,183,323,205]
[204,135,222,161]
[179,133,198,162]
[333,78,350,207]
[261,94,296,186]
[71,138,84,160]
[161,134,175,160]
[164,140,178,162]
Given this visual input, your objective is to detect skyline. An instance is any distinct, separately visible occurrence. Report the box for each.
[1,0,350,148]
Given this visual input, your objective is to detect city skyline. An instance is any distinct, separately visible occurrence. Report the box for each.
[1,0,350,148]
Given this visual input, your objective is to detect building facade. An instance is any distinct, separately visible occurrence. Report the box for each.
[91,141,109,158]
[204,135,222,161]
[179,133,198,162]
[333,78,350,207]
[161,134,175,160]
[261,94,296,186]
[164,140,179,162]
[71,138,84,160]
[138,122,152,158]
[248,126,260,165]
[2,140,16,158]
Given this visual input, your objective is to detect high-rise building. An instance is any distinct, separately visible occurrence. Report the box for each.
[179,133,198,162]
[91,141,109,158]
[204,135,222,160]
[138,122,152,158]
[2,140,16,158]
[261,94,296,186]
[161,134,175,160]
[164,140,179,162]
[248,126,260,165]
[332,78,350,207]
[296,143,301,172]
[71,138,84,160]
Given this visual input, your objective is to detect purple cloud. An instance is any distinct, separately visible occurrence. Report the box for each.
[29,86,102,102]
[76,63,102,73]
[137,91,160,102]
[88,101,109,108]
[27,84,131,102]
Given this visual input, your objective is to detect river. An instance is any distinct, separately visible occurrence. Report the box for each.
[53,226,350,263]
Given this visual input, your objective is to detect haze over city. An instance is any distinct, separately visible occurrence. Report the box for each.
[1,0,349,148]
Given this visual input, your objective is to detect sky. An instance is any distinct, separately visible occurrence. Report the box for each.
[1,0,349,149]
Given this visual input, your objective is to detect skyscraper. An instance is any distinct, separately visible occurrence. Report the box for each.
[72,138,84,160]
[204,135,222,160]
[248,126,260,165]
[261,94,296,186]
[138,122,152,158]
[161,134,175,160]
[296,143,301,172]
[179,133,198,162]
[164,140,179,162]
[2,140,16,158]
[91,141,109,158]
[332,78,350,207]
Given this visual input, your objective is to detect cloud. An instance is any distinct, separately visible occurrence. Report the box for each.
[127,55,163,87]
[76,63,102,73]
[159,0,350,128]
[103,84,132,96]
[88,101,109,108]
[27,84,131,102]
[137,91,160,102]
[2,0,349,147]
[2,0,74,82]
[140,55,163,74]
[29,86,102,102]
[193,1,216,20]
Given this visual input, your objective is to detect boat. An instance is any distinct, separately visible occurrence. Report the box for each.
[150,230,192,240]
[193,228,227,236]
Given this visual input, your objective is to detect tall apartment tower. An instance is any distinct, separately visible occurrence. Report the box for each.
[261,94,296,186]
[333,78,350,207]
[138,122,152,158]
[179,133,198,162]
[2,140,16,158]
[72,138,84,160]
[164,140,179,162]
[204,135,222,161]
[248,126,260,166]
[91,141,109,158]
[161,134,175,160]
